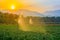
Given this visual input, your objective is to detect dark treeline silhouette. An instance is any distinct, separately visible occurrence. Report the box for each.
[0,11,60,24]
[25,16,60,24]
[0,12,18,24]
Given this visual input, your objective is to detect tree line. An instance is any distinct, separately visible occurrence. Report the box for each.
[0,12,18,24]
[0,12,60,24]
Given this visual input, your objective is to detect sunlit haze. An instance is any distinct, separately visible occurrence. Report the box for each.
[0,0,60,39]
[10,5,15,10]
[0,0,60,13]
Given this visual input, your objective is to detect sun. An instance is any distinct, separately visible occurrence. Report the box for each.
[11,5,15,10]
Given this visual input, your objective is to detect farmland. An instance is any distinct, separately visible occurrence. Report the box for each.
[0,24,60,40]
[0,12,60,40]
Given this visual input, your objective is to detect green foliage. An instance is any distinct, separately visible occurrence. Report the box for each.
[0,24,60,40]
[0,11,60,40]
[0,12,18,24]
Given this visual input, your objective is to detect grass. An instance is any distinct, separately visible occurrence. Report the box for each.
[0,24,60,40]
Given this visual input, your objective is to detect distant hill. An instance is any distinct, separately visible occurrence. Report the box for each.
[43,10,60,17]
[14,9,44,17]
[1,9,60,17]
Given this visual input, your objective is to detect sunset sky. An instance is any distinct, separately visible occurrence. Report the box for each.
[0,0,60,13]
